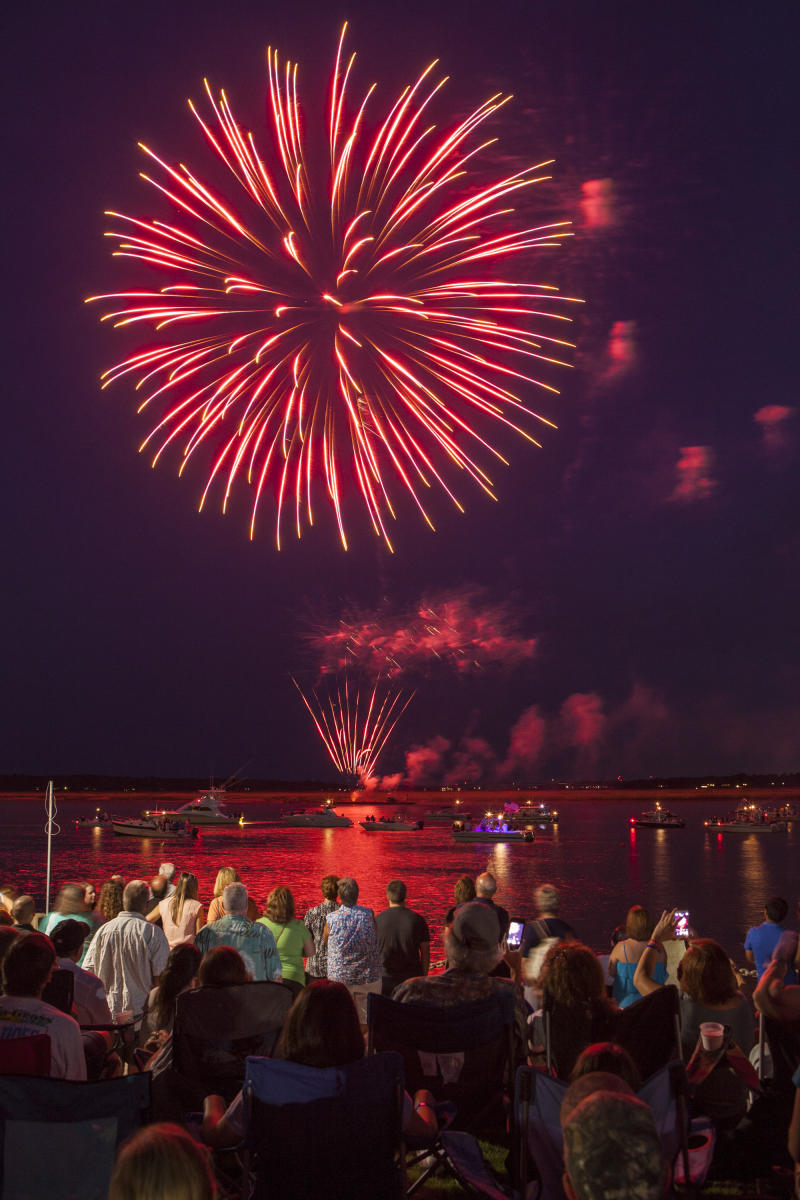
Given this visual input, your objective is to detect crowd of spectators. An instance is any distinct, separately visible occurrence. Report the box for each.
[1,869,799,1197]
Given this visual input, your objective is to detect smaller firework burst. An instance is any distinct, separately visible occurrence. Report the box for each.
[292,675,413,783]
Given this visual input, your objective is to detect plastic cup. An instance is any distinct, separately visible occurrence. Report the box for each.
[113,1010,133,1026]
[700,1021,724,1051]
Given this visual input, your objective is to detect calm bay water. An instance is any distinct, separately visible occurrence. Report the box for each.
[1,790,797,964]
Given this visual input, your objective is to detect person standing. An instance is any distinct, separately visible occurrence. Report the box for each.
[149,872,205,948]
[376,880,430,995]
[83,880,170,1022]
[745,897,798,983]
[303,874,339,981]
[257,886,314,997]
[196,883,281,982]
[324,877,382,1022]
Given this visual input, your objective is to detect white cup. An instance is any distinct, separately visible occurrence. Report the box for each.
[700,1021,724,1051]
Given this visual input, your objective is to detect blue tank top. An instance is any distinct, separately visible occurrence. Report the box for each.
[612,942,667,1008]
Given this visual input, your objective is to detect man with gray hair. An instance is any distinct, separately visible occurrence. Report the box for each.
[158,862,177,897]
[393,900,528,1060]
[83,879,170,1020]
[196,883,281,982]
[475,872,510,944]
[520,883,576,960]
[562,1090,669,1200]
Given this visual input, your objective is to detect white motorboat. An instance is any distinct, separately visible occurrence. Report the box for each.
[145,789,240,826]
[631,803,685,829]
[423,801,468,822]
[282,805,353,828]
[113,818,198,840]
[704,804,787,834]
[360,815,423,832]
[507,802,559,826]
[452,818,533,843]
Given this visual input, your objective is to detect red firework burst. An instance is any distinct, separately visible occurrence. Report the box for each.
[89,25,580,550]
[292,676,413,783]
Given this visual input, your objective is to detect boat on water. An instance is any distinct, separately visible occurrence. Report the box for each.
[631,803,685,829]
[507,802,559,826]
[281,803,353,828]
[452,818,533,843]
[75,808,113,829]
[113,818,198,840]
[144,789,240,826]
[359,815,423,832]
[423,801,468,822]
[704,804,787,834]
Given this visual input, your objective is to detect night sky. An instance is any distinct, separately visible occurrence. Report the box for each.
[4,1,798,783]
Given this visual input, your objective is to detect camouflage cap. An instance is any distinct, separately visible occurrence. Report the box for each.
[563,1091,665,1200]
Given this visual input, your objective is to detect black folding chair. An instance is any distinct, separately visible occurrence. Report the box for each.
[0,1072,151,1200]
[240,1051,406,1200]
[41,969,75,1015]
[172,981,294,1102]
[368,990,516,1132]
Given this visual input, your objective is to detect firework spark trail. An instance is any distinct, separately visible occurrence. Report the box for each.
[292,676,413,783]
[89,25,580,550]
[310,588,537,677]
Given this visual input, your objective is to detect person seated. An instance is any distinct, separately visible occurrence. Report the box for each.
[789,1064,800,1200]
[753,945,800,1025]
[109,1122,217,1200]
[197,945,251,988]
[50,918,113,1025]
[535,943,619,1079]
[608,905,667,1008]
[0,933,86,1080]
[201,980,438,1148]
[634,910,754,1055]
[392,900,529,1064]
[11,895,36,932]
[139,942,202,1048]
[560,1069,636,1127]
[562,1090,670,1200]
[569,1041,642,1090]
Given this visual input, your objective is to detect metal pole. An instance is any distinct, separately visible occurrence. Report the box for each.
[45,780,54,914]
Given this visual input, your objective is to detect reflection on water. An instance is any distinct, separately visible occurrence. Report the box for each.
[0,794,796,961]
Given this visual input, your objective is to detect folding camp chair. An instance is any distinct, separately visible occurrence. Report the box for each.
[41,969,75,1015]
[238,1051,405,1200]
[614,985,683,1079]
[172,980,294,1103]
[368,991,516,1194]
[367,990,516,1133]
[441,1058,692,1200]
[0,1071,151,1200]
[513,1058,690,1200]
[0,1035,51,1077]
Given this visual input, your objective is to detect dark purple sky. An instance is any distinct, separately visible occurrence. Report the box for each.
[3,1,798,783]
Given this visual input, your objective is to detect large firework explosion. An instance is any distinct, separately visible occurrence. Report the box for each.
[90,26,578,550]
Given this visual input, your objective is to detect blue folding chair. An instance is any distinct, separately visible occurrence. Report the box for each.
[0,1072,151,1200]
[513,1059,691,1200]
[239,1051,406,1199]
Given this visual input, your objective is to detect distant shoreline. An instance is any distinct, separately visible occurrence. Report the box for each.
[2,785,799,804]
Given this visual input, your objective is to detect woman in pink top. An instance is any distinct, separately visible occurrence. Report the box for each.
[149,872,205,947]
